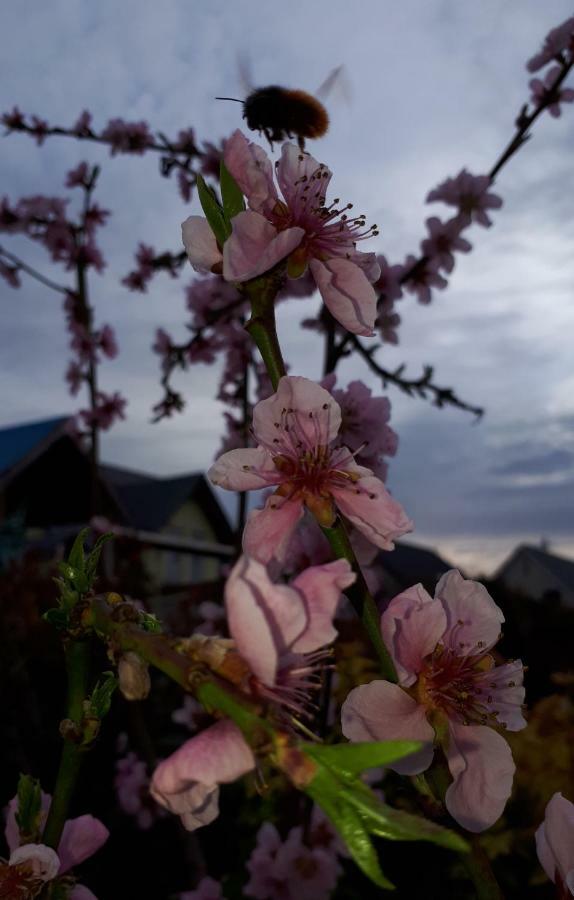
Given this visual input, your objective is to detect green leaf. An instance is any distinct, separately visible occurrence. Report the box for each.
[306,769,394,890]
[85,532,115,586]
[88,671,117,719]
[196,174,229,246]
[303,740,421,777]
[139,611,162,633]
[68,528,89,573]
[340,781,468,852]
[219,160,245,224]
[43,607,70,630]
[15,774,42,842]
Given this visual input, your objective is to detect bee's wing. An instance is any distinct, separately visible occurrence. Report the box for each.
[237,52,255,97]
[315,65,352,104]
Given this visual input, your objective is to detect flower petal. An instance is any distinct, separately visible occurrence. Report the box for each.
[310,258,377,336]
[222,211,304,282]
[253,375,341,450]
[341,680,435,775]
[152,780,220,832]
[58,815,109,874]
[290,559,355,653]
[330,468,413,551]
[225,556,307,684]
[277,143,330,206]
[474,659,526,732]
[208,447,280,491]
[535,793,574,885]
[444,722,514,832]
[224,129,278,215]
[182,216,223,274]
[243,495,305,567]
[9,844,60,881]
[381,585,446,687]
[436,570,504,655]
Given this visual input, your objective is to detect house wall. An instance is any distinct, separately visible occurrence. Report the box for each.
[500,553,574,608]
[142,499,225,589]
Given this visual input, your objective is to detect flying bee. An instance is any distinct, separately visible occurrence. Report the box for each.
[216,64,349,150]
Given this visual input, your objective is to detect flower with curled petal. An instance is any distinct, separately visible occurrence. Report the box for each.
[208,375,412,568]
[341,570,526,832]
[536,792,574,896]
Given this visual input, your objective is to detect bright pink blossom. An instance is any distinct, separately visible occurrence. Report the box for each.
[225,555,354,719]
[529,65,574,118]
[527,16,574,72]
[341,570,526,832]
[426,169,503,228]
[535,793,574,896]
[150,719,256,832]
[245,822,341,900]
[209,376,412,567]
[183,130,381,335]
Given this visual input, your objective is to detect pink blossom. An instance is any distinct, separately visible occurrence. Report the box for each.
[245,822,341,900]
[225,555,354,721]
[80,391,127,430]
[421,216,472,274]
[529,65,574,118]
[180,876,223,899]
[2,106,26,130]
[200,139,226,178]
[8,844,60,881]
[101,118,152,155]
[373,254,404,303]
[401,254,448,305]
[115,752,159,829]
[65,162,90,189]
[98,323,118,359]
[209,376,412,567]
[321,374,398,482]
[377,297,401,344]
[426,169,503,228]
[65,360,85,396]
[150,719,256,831]
[73,110,93,136]
[535,793,574,895]
[527,16,574,72]
[341,570,526,832]
[69,322,97,362]
[5,792,109,876]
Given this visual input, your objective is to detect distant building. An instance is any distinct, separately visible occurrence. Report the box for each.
[0,416,234,588]
[376,541,455,598]
[495,544,574,608]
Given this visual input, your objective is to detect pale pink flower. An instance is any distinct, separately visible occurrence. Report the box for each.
[341,570,526,832]
[421,216,472,273]
[529,65,574,118]
[5,794,109,872]
[209,376,412,567]
[245,822,341,900]
[426,170,503,228]
[150,719,256,832]
[401,254,448,305]
[225,555,354,721]
[180,876,224,899]
[182,130,381,336]
[535,793,574,896]
[8,844,60,881]
[527,16,574,72]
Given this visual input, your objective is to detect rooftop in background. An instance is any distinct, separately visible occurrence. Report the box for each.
[495,543,574,607]
[0,416,70,480]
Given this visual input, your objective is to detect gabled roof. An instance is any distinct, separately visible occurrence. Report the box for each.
[0,416,71,482]
[379,541,454,586]
[498,544,574,589]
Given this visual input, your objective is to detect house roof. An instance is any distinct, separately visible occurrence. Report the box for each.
[379,541,454,586]
[498,544,574,590]
[0,416,71,480]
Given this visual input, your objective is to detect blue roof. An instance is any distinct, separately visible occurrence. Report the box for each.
[0,417,70,477]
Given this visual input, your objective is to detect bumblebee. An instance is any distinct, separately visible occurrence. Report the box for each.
[216,65,347,149]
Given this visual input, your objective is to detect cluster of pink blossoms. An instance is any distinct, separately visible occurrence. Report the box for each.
[208,375,412,569]
[3,792,108,898]
[150,554,354,830]
[342,570,526,832]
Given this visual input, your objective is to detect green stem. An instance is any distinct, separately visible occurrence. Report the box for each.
[426,757,505,900]
[322,518,397,682]
[42,641,90,848]
[243,272,287,391]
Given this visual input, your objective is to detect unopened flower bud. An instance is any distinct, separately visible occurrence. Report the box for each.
[118,651,151,701]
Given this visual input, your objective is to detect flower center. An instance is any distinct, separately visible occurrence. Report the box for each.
[416,644,500,728]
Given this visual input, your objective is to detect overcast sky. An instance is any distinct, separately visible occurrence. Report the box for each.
[1,0,574,574]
